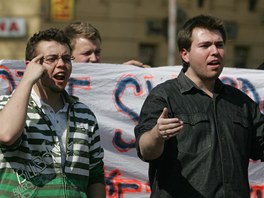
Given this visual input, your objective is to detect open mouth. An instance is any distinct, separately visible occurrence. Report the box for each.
[208,60,220,66]
[53,72,66,81]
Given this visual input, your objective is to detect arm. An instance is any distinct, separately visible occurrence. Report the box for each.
[86,182,106,198]
[123,60,151,68]
[86,116,106,197]
[139,107,183,160]
[250,101,264,161]
[0,55,45,145]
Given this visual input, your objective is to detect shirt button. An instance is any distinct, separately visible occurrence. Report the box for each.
[56,120,59,123]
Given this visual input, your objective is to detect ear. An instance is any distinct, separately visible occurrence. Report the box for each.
[180,48,189,63]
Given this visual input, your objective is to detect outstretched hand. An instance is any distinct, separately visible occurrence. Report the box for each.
[156,107,184,140]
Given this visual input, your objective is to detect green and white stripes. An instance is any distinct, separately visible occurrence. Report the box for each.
[0,92,104,197]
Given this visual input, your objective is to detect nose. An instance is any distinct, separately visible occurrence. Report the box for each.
[89,52,99,63]
[210,44,219,55]
[56,56,71,67]
[57,57,65,65]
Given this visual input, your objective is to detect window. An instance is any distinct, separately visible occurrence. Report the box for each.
[249,0,258,12]
[234,46,249,68]
[197,0,204,8]
[139,44,157,67]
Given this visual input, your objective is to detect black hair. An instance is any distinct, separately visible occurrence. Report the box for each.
[25,28,72,61]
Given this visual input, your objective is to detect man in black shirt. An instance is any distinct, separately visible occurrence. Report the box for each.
[134,15,264,198]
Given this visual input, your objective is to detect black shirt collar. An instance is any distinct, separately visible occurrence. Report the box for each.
[177,69,225,95]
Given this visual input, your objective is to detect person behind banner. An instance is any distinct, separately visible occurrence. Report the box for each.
[64,21,150,67]
[0,28,105,198]
[134,14,264,197]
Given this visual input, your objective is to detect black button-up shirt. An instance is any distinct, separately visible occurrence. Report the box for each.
[134,70,264,198]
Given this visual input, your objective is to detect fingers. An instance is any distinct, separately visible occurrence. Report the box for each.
[31,54,44,62]
[26,54,44,65]
[157,107,183,140]
[26,54,44,68]
[123,60,151,68]
[159,107,168,119]
[161,129,170,140]
[161,123,183,139]
[159,122,183,140]
[23,54,46,84]
[142,64,151,68]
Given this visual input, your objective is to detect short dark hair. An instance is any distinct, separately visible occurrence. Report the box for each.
[177,15,226,71]
[25,28,71,61]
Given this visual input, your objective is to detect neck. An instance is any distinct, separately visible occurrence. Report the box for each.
[185,72,216,98]
[33,84,64,112]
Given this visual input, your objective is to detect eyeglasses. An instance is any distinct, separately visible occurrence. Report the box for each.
[42,54,75,65]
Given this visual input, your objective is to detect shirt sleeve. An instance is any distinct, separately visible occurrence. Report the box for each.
[134,93,167,136]
[134,86,168,160]
[249,100,264,161]
[88,120,105,185]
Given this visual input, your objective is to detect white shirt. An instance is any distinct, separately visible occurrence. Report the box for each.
[31,89,69,167]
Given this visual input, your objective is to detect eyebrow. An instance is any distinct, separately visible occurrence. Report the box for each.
[198,40,224,45]
[45,54,71,56]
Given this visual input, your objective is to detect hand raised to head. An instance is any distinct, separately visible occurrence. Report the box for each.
[23,54,47,84]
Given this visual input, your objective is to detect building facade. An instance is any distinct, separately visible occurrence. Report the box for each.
[0,0,263,68]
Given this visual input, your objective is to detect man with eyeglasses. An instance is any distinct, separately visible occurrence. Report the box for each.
[0,28,105,198]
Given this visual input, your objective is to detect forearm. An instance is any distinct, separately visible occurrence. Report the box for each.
[139,125,165,160]
[0,79,33,145]
[86,182,106,198]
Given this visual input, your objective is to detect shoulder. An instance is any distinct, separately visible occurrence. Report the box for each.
[152,78,177,93]
[66,93,96,116]
[223,83,247,95]
[74,101,95,113]
[222,83,256,102]
[72,100,98,122]
[73,100,96,114]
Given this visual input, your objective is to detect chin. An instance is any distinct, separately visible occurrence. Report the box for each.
[50,86,65,93]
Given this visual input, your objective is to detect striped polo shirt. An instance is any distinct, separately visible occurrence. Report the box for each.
[0,90,104,197]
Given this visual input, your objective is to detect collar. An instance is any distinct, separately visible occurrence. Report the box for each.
[30,89,79,111]
[177,69,224,94]
[31,89,45,109]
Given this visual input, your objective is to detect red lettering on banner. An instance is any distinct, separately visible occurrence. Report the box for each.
[0,65,17,94]
[15,70,25,78]
[250,185,264,198]
[144,181,151,193]
[9,22,19,32]
[105,168,147,198]
[250,159,260,163]
[112,129,135,153]
[67,76,91,96]
[0,23,5,31]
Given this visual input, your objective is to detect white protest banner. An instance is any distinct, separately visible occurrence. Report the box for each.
[1,60,264,198]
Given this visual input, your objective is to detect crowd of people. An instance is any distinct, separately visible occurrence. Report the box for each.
[0,14,263,198]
